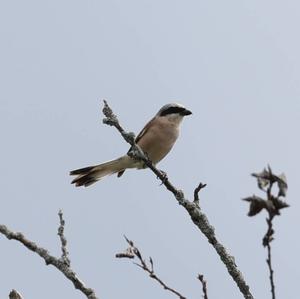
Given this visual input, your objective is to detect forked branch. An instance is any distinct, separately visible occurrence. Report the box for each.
[102,100,254,299]
[116,236,187,299]
[0,211,98,299]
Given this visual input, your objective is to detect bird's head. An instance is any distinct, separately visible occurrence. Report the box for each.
[156,103,192,124]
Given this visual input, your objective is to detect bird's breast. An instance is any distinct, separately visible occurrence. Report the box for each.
[137,120,179,164]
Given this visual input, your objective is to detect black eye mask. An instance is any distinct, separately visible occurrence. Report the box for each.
[160,106,187,116]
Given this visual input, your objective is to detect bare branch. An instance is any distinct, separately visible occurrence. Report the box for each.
[194,183,207,206]
[263,180,277,299]
[9,290,23,299]
[244,166,290,299]
[0,222,98,299]
[197,274,208,299]
[58,210,71,267]
[116,237,187,299]
[265,215,276,299]
[102,100,254,299]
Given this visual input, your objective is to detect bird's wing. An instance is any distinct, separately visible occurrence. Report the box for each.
[118,117,155,177]
[135,117,155,144]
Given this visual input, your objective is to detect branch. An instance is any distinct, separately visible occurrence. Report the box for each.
[58,209,71,266]
[0,211,98,299]
[9,290,23,299]
[244,166,289,299]
[102,100,254,299]
[194,183,207,206]
[265,217,275,299]
[263,186,276,299]
[116,236,187,299]
[197,274,208,299]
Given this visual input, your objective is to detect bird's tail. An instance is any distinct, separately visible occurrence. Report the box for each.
[70,156,131,187]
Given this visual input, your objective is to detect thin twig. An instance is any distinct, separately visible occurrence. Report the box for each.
[197,274,208,299]
[116,236,186,299]
[194,183,207,206]
[58,210,71,266]
[0,223,98,299]
[264,182,276,299]
[266,227,275,299]
[102,100,254,299]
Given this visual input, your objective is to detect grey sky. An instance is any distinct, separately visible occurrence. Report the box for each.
[1,1,299,298]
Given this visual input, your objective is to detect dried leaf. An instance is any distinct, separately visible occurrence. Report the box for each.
[252,167,288,198]
[243,195,267,216]
[252,168,270,191]
[272,197,289,211]
[276,173,288,197]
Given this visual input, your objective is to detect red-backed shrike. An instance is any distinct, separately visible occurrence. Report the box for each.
[70,103,192,187]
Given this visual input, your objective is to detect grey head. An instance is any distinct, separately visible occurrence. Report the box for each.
[156,103,192,117]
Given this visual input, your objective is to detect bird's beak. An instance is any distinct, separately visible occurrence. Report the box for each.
[182,109,192,116]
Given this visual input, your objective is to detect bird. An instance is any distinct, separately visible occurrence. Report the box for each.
[70,103,192,187]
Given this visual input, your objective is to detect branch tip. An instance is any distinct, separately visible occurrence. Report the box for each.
[116,237,187,299]
[197,274,208,299]
[9,290,23,299]
[194,182,207,204]
[57,210,71,267]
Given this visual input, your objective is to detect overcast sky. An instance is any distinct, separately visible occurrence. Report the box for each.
[1,1,300,299]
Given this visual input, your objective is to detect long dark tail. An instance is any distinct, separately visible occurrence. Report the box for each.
[70,156,130,187]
